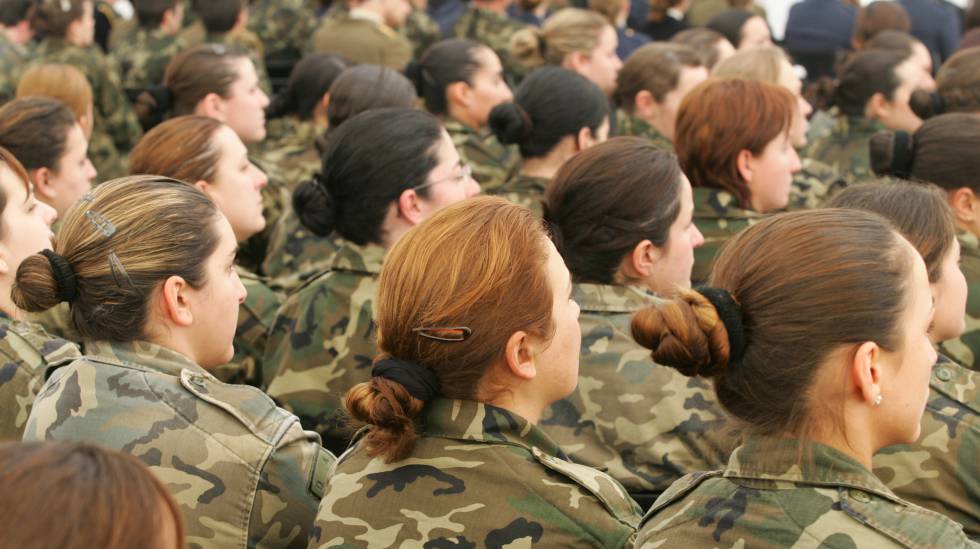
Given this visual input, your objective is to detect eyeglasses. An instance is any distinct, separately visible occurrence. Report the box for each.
[413,164,473,191]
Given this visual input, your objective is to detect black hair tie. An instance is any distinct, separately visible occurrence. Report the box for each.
[891,131,915,179]
[40,249,78,303]
[372,357,440,402]
[696,286,747,364]
[929,91,945,117]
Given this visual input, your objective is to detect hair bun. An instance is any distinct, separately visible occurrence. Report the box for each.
[404,60,425,96]
[293,177,337,237]
[488,102,532,145]
[889,131,915,178]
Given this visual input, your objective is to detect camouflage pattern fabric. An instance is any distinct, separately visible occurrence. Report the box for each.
[308,14,413,70]
[490,171,548,217]
[211,267,283,388]
[453,7,530,84]
[539,283,738,510]
[404,9,441,59]
[256,116,322,190]
[443,116,518,194]
[637,435,976,548]
[690,186,764,284]
[24,302,80,343]
[33,37,143,180]
[940,231,980,372]
[786,157,849,210]
[237,155,292,273]
[802,107,883,185]
[310,398,641,548]
[0,313,80,440]
[262,214,342,295]
[112,27,185,101]
[874,354,980,538]
[614,109,673,152]
[23,339,332,549]
[264,239,385,449]
[247,0,317,59]
[0,33,31,105]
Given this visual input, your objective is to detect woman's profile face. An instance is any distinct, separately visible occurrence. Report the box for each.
[744,130,801,213]
[46,122,96,218]
[204,126,268,242]
[530,240,581,405]
[930,237,968,343]
[460,47,513,129]
[217,58,270,144]
[0,167,56,298]
[645,176,704,296]
[738,16,772,50]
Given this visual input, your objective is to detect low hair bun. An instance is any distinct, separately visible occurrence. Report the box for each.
[404,60,425,96]
[909,88,945,120]
[293,177,337,237]
[11,253,66,313]
[488,102,532,145]
[869,130,914,178]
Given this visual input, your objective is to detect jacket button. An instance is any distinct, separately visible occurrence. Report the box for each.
[849,490,872,504]
[936,367,952,382]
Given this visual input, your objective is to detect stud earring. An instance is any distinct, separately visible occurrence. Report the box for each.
[874,394,883,406]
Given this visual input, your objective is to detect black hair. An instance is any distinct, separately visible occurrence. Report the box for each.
[489,67,609,159]
[406,39,488,116]
[267,54,350,121]
[197,0,242,34]
[820,49,906,116]
[293,108,444,245]
[326,65,418,133]
[705,9,756,49]
[0,0,33,26]
[133,0,179,28]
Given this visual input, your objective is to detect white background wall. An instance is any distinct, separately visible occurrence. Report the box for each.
[757,0,972,41]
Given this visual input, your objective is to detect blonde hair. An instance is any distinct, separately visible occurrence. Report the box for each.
[16,63,93,122]
[711,45,789,85]
[510,8,610,69]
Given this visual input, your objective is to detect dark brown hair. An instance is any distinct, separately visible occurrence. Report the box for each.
[30,0,85,38]
[674,78,795,208]
[631,209,912,438]
[12,176,221,342]
[814,49,906,117]
[671,28,730,69]
[129,115,223,184]
[0,146,33,239]
[828,182,955,283]
[133,0,179,27]
[345,197,554,462]
[325,65,417,132]
[544,137,683,284]
[0,440,185,549]
[909,47,980,120]
[853,0,910,47]
[614,43,703,113]
[0,97,78,173]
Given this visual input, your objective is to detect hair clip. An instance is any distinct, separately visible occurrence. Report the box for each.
[412,326,473,342]
[108,252,139,293]
[85,210,116,238]
[78,191,95,204]
[59,0,70,12]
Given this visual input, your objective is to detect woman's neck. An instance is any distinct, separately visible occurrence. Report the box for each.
[447,105,483,132]
[520,155,564,180]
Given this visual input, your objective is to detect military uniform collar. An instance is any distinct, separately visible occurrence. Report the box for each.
[502,172,549,194]
[82,339,210,378]
[423,398,569,459]
[441,116,478,136]
[726,435,897,500]
[573,283,659,314]
[830,107,883,138]
[329,238,386,275]
[615,109,672,147]
[692,186,760,220]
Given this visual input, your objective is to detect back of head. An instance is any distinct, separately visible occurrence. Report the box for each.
[326,65,417,131]
[293,108,443,244]
[407,39,484,116]
[705,9,754,48]
[489,66,608,159]
[0,96,77,172]
[12,176,221,342]
[711,45,787,85]
[266,53,349,120]
[674,78,795,208]
[863,29,918,57]
[130,115,224,184]
[828,182,954,283]
[510,8,608,70]
[910,47,980,120]
[671,28,731,69]
[133,0,179,28]
[827,49,905,117]
[544,137,683,284]
[870,113,980,194]
[346,196,553,462]
[614,43,703,113]
[853,1,910,47]
[631,209,912,439]
[15,63,93,122]
[0,440,184,549]
[0,0,34,26]
[30,0,85,38]
[198,0,241,34]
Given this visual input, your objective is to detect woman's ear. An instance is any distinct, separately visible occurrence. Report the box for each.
[621,239,657,280]
[31,168,55,202]
[866,92,890,121]
[849,341,883,407]
[397,188,426,226]
[159,275,194,328]
[633,90,657,119]
[735,149,754,185]
[445,81,471,109]
[949,187,978,226]
[195,93,226,121]
[503,330,537,381]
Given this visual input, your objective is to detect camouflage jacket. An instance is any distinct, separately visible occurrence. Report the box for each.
[309,14,412,70]
[256,116,322,190]
[614,109,673,151]
[940,231,980,372]
[803,108,883,185]
[112,26,185,101]
[264,239,385,449]
[491,171,549,217]
[33,38,143,179]
[211,267,283,388]
[443,116,518,194]
[637,435,977,548]
[310,398,641,547]
[0,313,80,440]
[203,31,272,94]
[405,9,442,59]
[691,186,763,284]
[453,7,530,84]
[262,214,342,294]
[236,154,292,273]
[539,283,738,509]
[23,339,332,549]
[247,0,317,59]
[787,157,849,210]
[0,33,31,105]
[874,354,980,538]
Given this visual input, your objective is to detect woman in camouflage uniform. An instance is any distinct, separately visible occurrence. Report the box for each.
[0,148,79,440]
[16,176,331,549]
[408,39,517,193]
[263,109,479,453]
[130,115,279,389]
[310,196,641,547]
[631,209,975,547]
[829,182,979,537]
[675,78,801,283]
[488,67,609,216]
[540,137,737,511]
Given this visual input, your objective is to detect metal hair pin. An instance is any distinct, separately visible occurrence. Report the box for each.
[85,210,116,238]
[413,326,473,342]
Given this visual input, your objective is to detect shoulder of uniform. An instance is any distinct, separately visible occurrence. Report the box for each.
[930,356,980,414]
[839,486,974,548]
[641,470,725,524]
[178,369,302,445]
[2,322,81,369]
[529,446,641,527]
